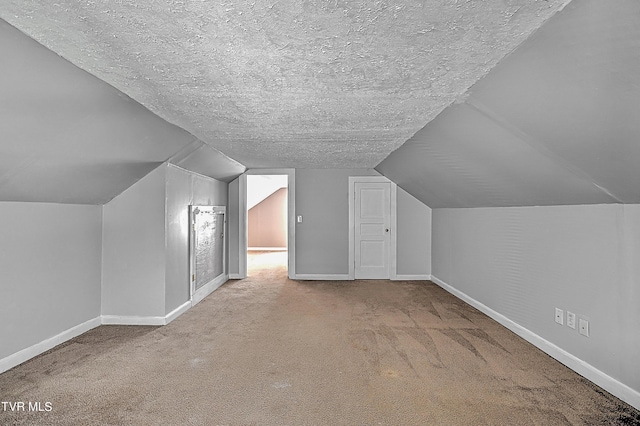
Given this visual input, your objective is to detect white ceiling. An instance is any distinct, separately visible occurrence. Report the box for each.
[0,0,569,169]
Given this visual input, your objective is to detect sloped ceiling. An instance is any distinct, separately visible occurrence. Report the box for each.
[377,0,640,207]
[0,19,244,204]
[0,0,569,169]
[3,0,637,208]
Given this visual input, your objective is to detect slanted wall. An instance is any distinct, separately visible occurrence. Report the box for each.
[248,187,287,249]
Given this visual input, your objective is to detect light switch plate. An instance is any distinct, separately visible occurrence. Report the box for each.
[567,311,576,329]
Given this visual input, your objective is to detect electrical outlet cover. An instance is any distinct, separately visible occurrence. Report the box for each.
[555,308,564,325]
[579,319,589,337]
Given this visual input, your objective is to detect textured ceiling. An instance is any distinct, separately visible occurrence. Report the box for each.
[0,0,569,169]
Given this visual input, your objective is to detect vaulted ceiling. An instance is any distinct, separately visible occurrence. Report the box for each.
[1,0,639,206]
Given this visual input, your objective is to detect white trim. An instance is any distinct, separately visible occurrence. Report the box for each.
[191,274,228,306]
[244,169,296,279]
[393,274,432,281]
[294,274,351,281]
[0,317,101,374]
[165,301,191,325]
[101,315,166,326]
[238,173,247,279]
[348,178,355,279]
[229,274,243,279]
[430,275,640,411]
[348,176,397,280]
[102,301,195,326]
[389,183,398,280]
[248,247,287,251]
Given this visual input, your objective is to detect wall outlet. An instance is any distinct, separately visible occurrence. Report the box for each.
[297,215,303,223]
[567,311,576,329]
[579,319,590,337]
[555,308,564,325]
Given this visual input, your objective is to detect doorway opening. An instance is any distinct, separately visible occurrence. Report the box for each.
[246,174,288,275]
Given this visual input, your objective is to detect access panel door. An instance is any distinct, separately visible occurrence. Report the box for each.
[190,205,225,299]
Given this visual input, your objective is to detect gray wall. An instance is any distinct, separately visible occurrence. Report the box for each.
[0,202,102,359]
[227,177,241,277]
[102,166,167,318]
[432,204,640,396]
[295,169,432,276]
[396,187,431,276]
[165,165,228,315]
[103,163,228,318]
[295,169,378,275]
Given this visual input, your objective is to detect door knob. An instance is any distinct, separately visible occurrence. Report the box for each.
[385,228,389,233]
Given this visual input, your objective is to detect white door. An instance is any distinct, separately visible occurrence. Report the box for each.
[355,182,391,279]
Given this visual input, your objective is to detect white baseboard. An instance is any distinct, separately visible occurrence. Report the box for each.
[1,299,199,373]
[294,274,351,281]
[229,273,244,279]
[430,275,640,411]
[165,301,191,325]
[393,274,432,281]
[192,274,228,306]
[294,273,431,281]
[101,298,195,326]
[101,315,166,326]
[0,316,101,374]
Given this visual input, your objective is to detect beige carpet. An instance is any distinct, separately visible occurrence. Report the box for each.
[1,251,638,425]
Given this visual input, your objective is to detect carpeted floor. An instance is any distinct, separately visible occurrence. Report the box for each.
[1,251,639,425]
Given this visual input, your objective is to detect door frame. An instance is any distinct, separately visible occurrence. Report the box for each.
[348,176,397,280]
[236,168,296,279]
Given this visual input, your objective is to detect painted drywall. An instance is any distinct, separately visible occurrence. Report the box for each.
[165,166,192,315]
[248,188,288,248]
[165,165,228,315]
[169,141,245,183]
[0,19,201,205]
[432,204,640,401]
[295,169,378,274]
[376,0,640,208]
[102,166,167,318]
[0,202,102,359]
[396,187,431,276]
[227,177,242,277]
[247,175,287,210]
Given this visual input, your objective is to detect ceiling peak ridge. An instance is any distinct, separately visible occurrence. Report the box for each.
[464,97,621,204]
